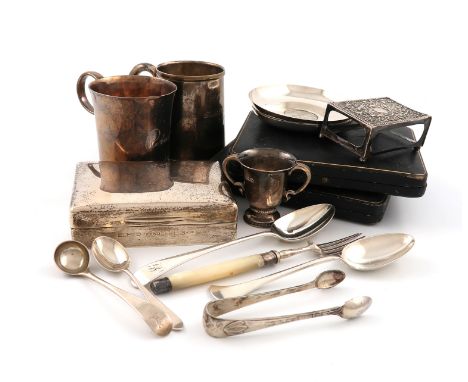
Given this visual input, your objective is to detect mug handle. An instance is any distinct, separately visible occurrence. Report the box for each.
[129,63,158,76]
[76,71,103,114]
[87,163,101,178]
[283,163,312,201]
[222,154,245,195]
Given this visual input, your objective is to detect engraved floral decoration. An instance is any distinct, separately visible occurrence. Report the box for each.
[223,321,249,336]
[332,97,428,128]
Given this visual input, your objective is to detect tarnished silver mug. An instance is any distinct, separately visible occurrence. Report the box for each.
[130,61,225,160]
[77,72,177,192]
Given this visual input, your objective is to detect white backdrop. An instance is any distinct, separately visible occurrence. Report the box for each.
[1,1,466,381]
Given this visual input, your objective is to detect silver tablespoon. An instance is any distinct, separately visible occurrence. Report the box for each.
[54,241,172,336]
[210,233,414,298]
[134,203,335,286]
[91,236,184,330]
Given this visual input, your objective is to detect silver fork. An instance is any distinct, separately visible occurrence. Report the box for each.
[209,233,365,299]
[277,233,364,261]
[148,233,363,294]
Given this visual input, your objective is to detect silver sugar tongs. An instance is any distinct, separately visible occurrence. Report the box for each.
[203,270,372,338]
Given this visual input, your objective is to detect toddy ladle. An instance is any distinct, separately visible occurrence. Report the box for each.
[53,240,172,336]
[91,236,183,330]
[134,204,335,286]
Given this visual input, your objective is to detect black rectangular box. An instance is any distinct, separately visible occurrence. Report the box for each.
[230,112,428,197]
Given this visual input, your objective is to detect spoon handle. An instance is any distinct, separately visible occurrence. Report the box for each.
[134,231,272,286]
[83,272,171,336]
[209,256,339,299]
[124,269,184,331]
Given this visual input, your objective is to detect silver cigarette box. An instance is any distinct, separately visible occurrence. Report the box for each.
[70,161,238,247]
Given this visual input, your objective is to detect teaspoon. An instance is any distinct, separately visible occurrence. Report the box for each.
[91,236,183,330]
[54,240,172,336]
[210,233,414,298]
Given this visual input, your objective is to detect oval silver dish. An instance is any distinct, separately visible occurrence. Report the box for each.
[249,84,348,124]
[252,104,321,133]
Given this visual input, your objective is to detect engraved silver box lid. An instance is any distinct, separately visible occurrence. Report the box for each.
[320,97,431,162]
[70,161,238,247]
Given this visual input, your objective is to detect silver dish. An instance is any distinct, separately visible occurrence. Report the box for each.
[249,84,349,123]
[252,104,322,133]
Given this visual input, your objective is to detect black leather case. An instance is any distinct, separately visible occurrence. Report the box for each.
[228,112,428,197]
[283,186,390,224]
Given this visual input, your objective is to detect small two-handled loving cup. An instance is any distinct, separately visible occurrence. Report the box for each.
[222,148,311,227]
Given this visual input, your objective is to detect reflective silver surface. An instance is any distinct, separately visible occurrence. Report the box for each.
[270,203,335,240]
[92,237,183,330]
[249,84,348,123]
[340,233,414,270]
[133,204,335,286]
[340,296,373,319]
[203,270,371,338]
[252,104,323,133]
[210,233,414,298]
[54,240,172,336]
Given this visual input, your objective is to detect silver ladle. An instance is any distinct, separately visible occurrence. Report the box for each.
[203,270,371,338]
[91,236,184,331]
[210,233,414,299]
[134,204,335,286]
[54,240,172,336]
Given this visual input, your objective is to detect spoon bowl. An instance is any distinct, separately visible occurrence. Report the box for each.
[340,296,372,319]
[54,241,90,275]
[316,270,346,289]
[272,203,335,241]
[92,236,130,272]
[341,233,414,271]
